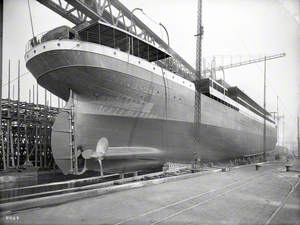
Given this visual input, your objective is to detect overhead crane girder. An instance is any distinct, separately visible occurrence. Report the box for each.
[36,0,196,80]
[203,53,286,76]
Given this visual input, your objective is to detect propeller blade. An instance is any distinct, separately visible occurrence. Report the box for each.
[96,137,109,156]
[98,159,104,177]
[91,152,104,159]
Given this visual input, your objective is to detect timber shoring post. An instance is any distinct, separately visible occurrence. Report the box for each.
[6,60,10,167]
[17,60,20,168]
[43,90,47,169]
[263,56,267,161]
[297,116,300,159]
[0,0,5,170]
[35,84,39,167]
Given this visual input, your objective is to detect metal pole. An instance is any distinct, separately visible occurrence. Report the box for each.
[196,0,203,80]
[130,8,143,33]
[0,0,4,170]
[263,56,267,161]
[27,0,35,38]
[193,0,203,167]
[17,60,20,167]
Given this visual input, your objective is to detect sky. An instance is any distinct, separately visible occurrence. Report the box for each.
[2,0,300,147]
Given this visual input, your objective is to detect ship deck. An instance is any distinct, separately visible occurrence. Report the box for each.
[1,160,299,225]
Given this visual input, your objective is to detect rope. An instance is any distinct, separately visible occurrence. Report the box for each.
[240,40,296,119]
[2,71,30,87]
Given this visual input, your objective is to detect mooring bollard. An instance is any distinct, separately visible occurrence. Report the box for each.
[222,166,230,172]
[255,164,261,171]
[285,165,292,172]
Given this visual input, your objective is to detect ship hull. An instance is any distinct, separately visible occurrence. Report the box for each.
[25,40,277,174]
[76,113,275,162]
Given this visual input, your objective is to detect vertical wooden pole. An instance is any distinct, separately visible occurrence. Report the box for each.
[39,124,42,168]
[50,93,52,108]
[44,119,47,168]
[36,84,39,106]
[10,128,14,167]
[12,84,14,100]
[69,90,74,173]
[32,84,35,104]
[43,89,47,169]
[276,95,279,145]
[8,60,10,102]
[282,114,285,148]
[263,56,267,161]
[29,89,31,104]
[35,84,39,167]
[17,60,20,167]
[25,121,29,163]
[44,89,47,106]
[0,0,4,170]
[7,60,10,167]
[297,116,300,158]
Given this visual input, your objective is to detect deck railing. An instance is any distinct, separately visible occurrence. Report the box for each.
[25,31,49,52]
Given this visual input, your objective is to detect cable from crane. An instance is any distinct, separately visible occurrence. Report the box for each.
[27,0,35,38]
[2,71,30,88]
[136,9,169,148]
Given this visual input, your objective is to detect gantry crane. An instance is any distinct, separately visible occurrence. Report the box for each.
[24,0,287,167]
[36,0,196,80]
[34,0,286,82]
[203,53,286,79]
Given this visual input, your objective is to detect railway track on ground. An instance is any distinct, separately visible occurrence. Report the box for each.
[0,173,119,204]
[0,169,192,205]
[113,170,273,225]
[0,162,284,217]
[112,162,299,225]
